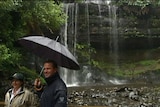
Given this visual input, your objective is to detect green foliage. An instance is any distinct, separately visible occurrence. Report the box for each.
[139,60,156,66]
[116,0,159,18]
[117,0,159,8]
[0,0,66,42]
[0,44,21,71]
[76,43,99,67]
[0,1,26,47]
[0,45,11,62]
[76,44,95,58]
[18,66,46,85]
[100,59,160,78]
[0,0,22,11]
[21,1,66,32]
[75,0,84,3]
[18,66,38,79]
[0,0,66,82]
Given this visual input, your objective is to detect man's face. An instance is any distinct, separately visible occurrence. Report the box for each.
[43,63,57,78]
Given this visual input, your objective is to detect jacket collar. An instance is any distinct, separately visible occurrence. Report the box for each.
[8,87,25,96]
[45,72,60,85]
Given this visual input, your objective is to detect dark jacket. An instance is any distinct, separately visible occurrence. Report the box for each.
[39,72,67,107]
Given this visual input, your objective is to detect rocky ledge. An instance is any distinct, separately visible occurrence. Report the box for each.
[68,84,160,107]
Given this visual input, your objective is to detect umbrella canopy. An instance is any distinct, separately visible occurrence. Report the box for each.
[18,36,80,70]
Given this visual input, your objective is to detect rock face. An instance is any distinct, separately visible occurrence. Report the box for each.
[59,1,160,87]
[68,85,160,107]
[63,2,160,50]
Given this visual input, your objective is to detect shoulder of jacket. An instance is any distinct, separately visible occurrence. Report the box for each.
[24,88,32,94]
[5,88,12,96]
[55,82,67,91]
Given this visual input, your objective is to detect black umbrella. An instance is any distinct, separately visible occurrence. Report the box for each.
[18,36,80,70]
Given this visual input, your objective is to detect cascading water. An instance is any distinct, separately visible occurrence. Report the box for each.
[60,0,127,86]
[59,3,80,87]
[108,4,119,67]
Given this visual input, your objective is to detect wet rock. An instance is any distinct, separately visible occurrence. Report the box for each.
[68,84,160,107]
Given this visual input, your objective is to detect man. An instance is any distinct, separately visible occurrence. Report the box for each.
[4,73,39,107]
[34,60,67,107]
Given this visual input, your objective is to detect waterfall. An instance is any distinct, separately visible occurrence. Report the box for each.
[109,5,119,67]
[60,3,80,86]
[59,0,126,86]
[83,0,111,4]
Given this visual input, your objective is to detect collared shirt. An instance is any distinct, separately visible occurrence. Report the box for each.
[10,87,22,103]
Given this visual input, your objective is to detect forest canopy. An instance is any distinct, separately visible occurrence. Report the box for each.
[0,0,66,77]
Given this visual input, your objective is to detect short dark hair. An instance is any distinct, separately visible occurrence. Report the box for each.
[44,60,58,68]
